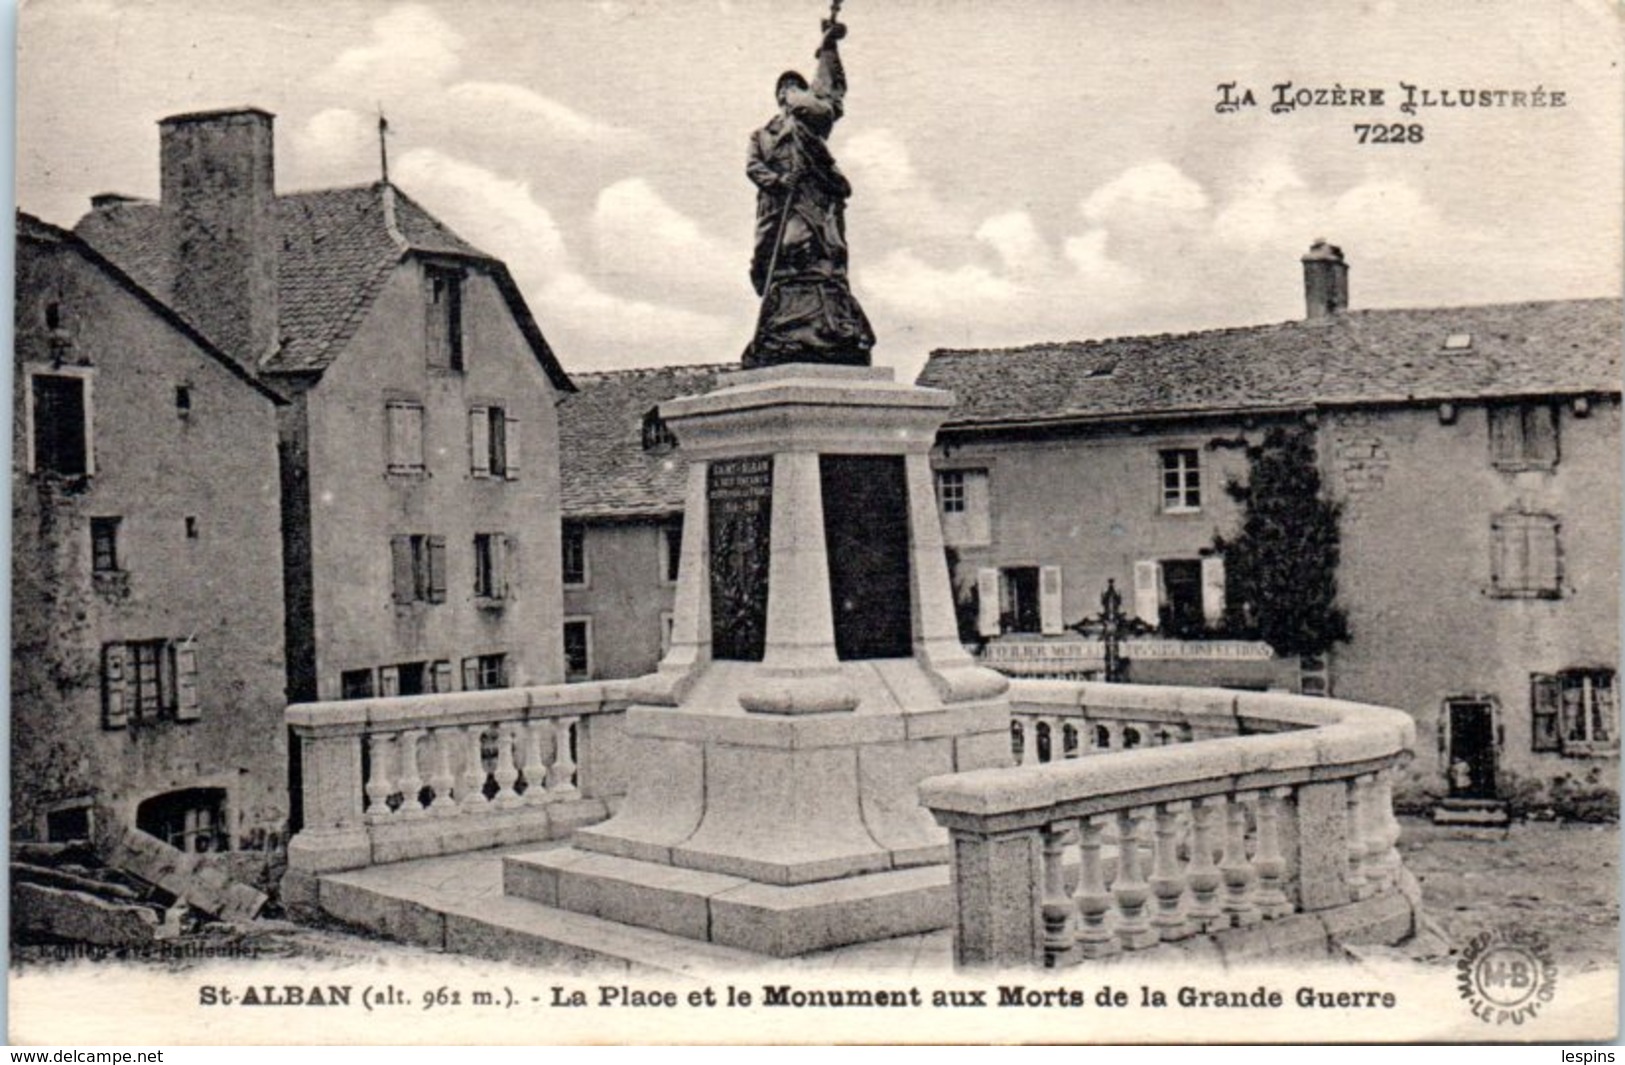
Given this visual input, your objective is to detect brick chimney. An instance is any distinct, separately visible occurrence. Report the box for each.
[158,107,279,364]
[1301,238,1348,321]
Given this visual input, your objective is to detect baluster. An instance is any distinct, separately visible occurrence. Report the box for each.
[521,719,551,805]
[1186,796,1225,931]
[1017,719,1037,766]
[460,725,490,813]
[1073,816,1119,958]
[1041,822,1077,967]
[491,724,522,808]
[1112,808,1157,949]
[427,726,459,817]
[1375,768,1404,887]
[1150,801,1192,940]
[1220,793,1261,926]
[395,729,426,819]
[365,733,395,824]
[549,716,579,797]
[1346,775,1371,899]
[1251,788,1292,918]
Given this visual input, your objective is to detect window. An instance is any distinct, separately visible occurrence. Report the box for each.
[998,566,1041,635]
[136,788,228,854]
[462,653,508,691]
[91,517,121,573]
[1532,670,1616,754]
[470,406,520,479]
[382,662,429,696]
[1489,402,1558,471]
[563,619,592,680]
[340,669,375,700]
[425,265,464,371]
[661,520,683,583]
[1491,512,1560,598]
[474,533,515,600]
[29,369,92,476]
[386,400,425,473]
[101,639,199,728]
[1159,559,1204,637]
[391,534,447,604]
[562,522,587,586]
[1160,449,1201,512]
[936,469,991,546]
[1132,557,1226,634]
[642,408,677,452]
[175,385,192,416]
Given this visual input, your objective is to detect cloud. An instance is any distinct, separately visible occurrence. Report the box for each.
[860,249,1019,318]
[443,82,644,148]
[592,178,742,303]
[976,211,1052,277]
[841,127,969,240]
[392,149,735,368]
[1080,161,1210,228]
[318,4,464,98]
[291,108,375,178]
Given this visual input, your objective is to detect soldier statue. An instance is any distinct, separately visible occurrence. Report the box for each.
[742,9,876,368]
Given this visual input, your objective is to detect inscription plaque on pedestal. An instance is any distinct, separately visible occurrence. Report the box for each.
[708,456,773,661]
[821,454,912,659]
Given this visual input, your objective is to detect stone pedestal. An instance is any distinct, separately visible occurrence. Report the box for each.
[503,365,1011,956]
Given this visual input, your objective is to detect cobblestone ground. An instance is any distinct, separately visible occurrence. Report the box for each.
[1400,817,1619,971]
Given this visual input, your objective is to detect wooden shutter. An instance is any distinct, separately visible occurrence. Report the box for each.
[1488,406,1518,468]
[380,665,400,697]
[1039,565,1064,635]
[102,643,128,730]
[174,641,201,721]
[1133,560,1162,625]
[1530,674,1561,752]
[432,660,453,694]
[1201,556,1227,626]
[391,535,414,603]
[502,535,518,598]
[504,415,520,480]
[428,535,448,603]
[976,568,1001,637]
[461,657,480,692]
[1526,404,1559,467]
[1529,517,1560,594]
[469,406,490,477]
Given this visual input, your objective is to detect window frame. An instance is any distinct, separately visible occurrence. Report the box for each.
[937,470,967,514]
[1490,511,1562,599]
[91,516,121,573]
[1532,669,1617,755]
[563,617,593,680]
[562,522,589,588]
[424,263,466,372]
[384,398,427,475]
[1159,448,1202,514]
[25,364,95,477]
[1489,401,1560,472]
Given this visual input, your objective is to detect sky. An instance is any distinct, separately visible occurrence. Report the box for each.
[15,0,1624,378]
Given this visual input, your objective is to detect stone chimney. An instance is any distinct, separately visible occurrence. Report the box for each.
[158,107,279,364]
[1300,238,1348,321]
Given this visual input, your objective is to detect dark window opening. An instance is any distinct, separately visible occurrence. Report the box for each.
[45,804,92,843]
[185,516,199,540]
[391,534,447,604]
[563,621,591,680]
[642,408,677,452]
[91,517,120,573]
[341,669,375,700]
[425,265,465,371]
[396,662,428,696]
[137,788,228,854]
[32,373,89,476]
[44,302,61,330]
[175,385,192,415]
[1160,559,1205,637]
[1000,566,1041,634]
[487,407,508,476]
[562,523,587,585]
[662,520,683,583]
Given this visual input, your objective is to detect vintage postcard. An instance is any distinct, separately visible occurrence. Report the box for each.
[9,0,1622,1046]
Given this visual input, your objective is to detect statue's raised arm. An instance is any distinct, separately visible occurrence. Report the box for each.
[741,10,875,369]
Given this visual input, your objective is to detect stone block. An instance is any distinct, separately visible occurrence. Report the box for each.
[948,828,1042,967]
[577,710,629,800]
[13,883,171,946]
[1293,780,1352,911]
[708,865,951,956]
[571,735,704,861]
[1317,887,1417,946]
[553,850,748,941]
[858,737,953,858]
[441,909,627,973]
[501,849,581,906]
[954,729,1015,772]
[318,875,445,949]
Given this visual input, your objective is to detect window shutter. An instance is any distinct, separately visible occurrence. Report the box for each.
[1133,560,1162,625]
[380,665,400,697]
[1488,406,1518,467]
[502,535,518,598]
[1039,565,1064,635]
[1201,556,1227,626]
[504,415,520,480]
[976,568,1001,637]
[428,535,448,603]
[1529,517,1560,594]
[469,406,490,477]
[1530,674,1561,752]
[174,641,200,721]
[391,535,414,604]
[432,660,453,694]
[461,657,479,692]
[1527,404,1559,467]
[102,643,128,730]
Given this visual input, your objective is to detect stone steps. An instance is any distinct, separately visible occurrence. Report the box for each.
[1431,798,1510,826]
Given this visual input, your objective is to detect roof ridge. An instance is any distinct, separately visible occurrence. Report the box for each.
[570,362,733,380]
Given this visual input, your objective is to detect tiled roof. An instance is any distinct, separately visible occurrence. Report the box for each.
[73,182,571,389]
[558,364,729,519]
[918,299,1622,429]
[16,211,286,405]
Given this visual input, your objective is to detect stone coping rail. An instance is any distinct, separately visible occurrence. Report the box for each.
[282,682,631,911]
[920,681,1417,968]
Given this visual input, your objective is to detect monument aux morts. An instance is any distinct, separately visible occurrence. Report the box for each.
[504,9,1015,955]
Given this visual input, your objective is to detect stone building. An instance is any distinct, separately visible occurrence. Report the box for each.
[917,244,1621,808]
[12,212,289,867]
[557,364,724,680]
[75,108,576,718]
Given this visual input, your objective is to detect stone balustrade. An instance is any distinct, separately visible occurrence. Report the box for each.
[921,682,1418,969]
[282,682,629,909]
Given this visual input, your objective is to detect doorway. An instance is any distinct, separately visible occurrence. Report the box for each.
[1445,699,1497,799]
